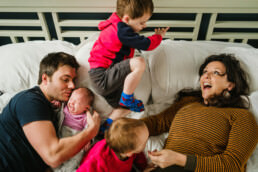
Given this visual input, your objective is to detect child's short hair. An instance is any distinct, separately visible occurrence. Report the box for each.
[105,118,146,154]
[116,0,154,19]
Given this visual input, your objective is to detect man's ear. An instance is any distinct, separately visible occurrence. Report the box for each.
[41,73,49,84]
[121,14,130,24]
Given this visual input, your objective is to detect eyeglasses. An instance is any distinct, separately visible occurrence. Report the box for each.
[201,70,226,77]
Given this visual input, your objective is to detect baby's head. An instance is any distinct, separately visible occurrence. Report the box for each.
[116,0,154,32]
[67,87,94,115]
[105,118,149,158]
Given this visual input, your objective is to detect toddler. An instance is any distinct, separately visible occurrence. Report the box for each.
[53,87,94,172]
[77,118,149,172]
[88,0,169,114]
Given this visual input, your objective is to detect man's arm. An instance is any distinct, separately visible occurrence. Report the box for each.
[23,111,100,168]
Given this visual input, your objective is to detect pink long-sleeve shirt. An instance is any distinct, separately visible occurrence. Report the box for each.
[76,139,147,172]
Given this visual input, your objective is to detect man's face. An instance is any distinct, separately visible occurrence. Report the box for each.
[45,65,77,102]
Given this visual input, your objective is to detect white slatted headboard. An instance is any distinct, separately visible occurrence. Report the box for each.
[0,0,257,45]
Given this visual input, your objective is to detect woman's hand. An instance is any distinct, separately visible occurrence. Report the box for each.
[148,149,187,168]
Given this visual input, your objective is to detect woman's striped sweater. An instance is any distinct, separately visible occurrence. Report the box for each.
[142,96,258,172]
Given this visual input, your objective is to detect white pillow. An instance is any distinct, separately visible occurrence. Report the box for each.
[0,92,17,113]
[0,40,75,94]
[144,40,210,104]
[220,47,258,92]
[144,40,253,105]
[74,34,112,118]
[247,91,258,172]
[75,34,99,88]
[75,33,152,118]
[249,91,258,122]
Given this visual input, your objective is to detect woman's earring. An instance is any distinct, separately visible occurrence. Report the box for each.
[223,90,231,98]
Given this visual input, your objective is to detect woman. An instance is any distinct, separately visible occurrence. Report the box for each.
[143,54,258,172]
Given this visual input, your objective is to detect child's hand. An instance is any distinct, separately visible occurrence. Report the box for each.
[155,27,169,37]
[84,141,91,152]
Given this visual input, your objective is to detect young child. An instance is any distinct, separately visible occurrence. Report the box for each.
[77,118,149,172]
[53,87,94,172]
[88,0,169,113]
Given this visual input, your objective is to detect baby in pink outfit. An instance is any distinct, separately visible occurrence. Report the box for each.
[53,87,94,172]
[61,87,93,132]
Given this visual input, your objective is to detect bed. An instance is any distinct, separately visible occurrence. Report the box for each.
[0,0,258,171]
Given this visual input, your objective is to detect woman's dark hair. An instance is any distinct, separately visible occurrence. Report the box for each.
[176,54,250,109]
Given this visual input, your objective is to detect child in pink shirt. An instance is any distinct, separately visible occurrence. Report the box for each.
[77,118,149,172]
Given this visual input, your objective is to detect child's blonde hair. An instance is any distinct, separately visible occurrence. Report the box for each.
[116,0,154,19]
[105,118,146,154]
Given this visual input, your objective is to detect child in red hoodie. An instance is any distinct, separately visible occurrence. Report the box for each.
[88,0,169,115]
[77,118,149,172]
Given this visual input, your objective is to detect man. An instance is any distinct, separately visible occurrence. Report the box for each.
[0,52,100,172]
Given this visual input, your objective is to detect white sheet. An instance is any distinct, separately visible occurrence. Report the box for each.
[0,40,75,93]
[247,91,258,172]
[0,38,257,171]
[220,47,258,92]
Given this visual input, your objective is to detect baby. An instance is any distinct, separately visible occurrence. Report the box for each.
[77,118,149,172]
[53,87,94,172]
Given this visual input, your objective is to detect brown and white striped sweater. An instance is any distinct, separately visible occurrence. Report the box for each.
[142,96,258,172]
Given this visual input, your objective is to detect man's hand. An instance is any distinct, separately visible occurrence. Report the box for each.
[86,110,101,137]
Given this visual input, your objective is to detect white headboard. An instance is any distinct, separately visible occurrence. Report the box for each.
[0,0,258,45]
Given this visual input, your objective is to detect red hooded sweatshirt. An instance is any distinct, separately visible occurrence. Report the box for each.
[88,12,162,69]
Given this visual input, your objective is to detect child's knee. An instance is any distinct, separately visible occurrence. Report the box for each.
[131,57,146,72]
[136,57,146,68]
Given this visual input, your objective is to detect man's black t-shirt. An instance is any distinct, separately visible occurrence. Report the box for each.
[0,86,57,172]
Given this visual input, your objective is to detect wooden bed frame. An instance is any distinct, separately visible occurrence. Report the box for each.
[0,0,258,45]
